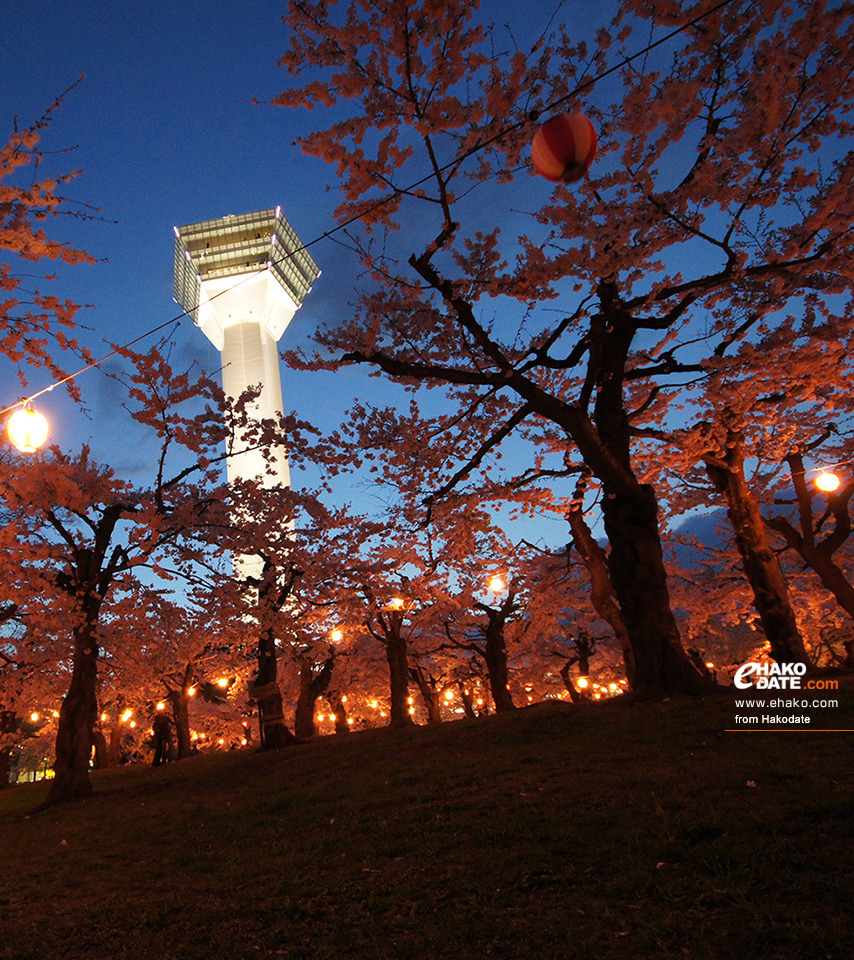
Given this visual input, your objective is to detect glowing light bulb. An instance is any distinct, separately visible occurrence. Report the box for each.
[389,597,404,610]
[188,687,197,697]
[444,690,454,701]
[216,678,229,688]
[816,471,841,492]
[156,701,166,711]
[8,405,49,453]
[30,712,39,722]
[121,709,133,723]
[331,629,343,643]
[488,575,506,593]
[577,677,589,689]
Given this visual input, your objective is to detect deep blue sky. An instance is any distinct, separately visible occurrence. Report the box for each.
[2,0,372,474]
[1,0,598,549]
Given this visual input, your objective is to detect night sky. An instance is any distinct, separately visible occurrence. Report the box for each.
[1,0,592,547]
[2,1,376,476]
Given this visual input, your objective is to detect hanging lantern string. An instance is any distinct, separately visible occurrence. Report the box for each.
[2,0,737,420]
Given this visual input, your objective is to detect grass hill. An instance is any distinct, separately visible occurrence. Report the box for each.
[1,686,852,960]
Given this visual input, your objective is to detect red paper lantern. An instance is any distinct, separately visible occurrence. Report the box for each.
[531,112,598,183]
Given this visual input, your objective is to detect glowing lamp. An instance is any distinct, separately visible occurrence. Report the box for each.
[8,405,49,453]
[816,471,840,492]
[331,629,343,643]
[577,677,589,690]
[531,112,598,183]
[30,712,39,722]
[488,575,506,593]
[217,678,229,688]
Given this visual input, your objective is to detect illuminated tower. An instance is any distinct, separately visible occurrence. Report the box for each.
[173,208,320,491]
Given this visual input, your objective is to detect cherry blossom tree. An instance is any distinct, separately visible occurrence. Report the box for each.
[273,0,854,695]
[1,83,95,395]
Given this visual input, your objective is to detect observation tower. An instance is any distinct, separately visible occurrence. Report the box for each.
[173,207,320,491]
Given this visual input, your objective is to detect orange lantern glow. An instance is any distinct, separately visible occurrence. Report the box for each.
[8,404,49,452]
[531,112,598,183]
[815,471,841,492]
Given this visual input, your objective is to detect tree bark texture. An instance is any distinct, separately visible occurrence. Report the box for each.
[45,615,100,805]
[767,464,854,624]
[705,434,808,665]
[409,664,443,723]
[168,667,195,760]
[567,494,636,688]
[601,483,713,696]
[294,651,335,739]
[254,625,296,749]
[383,612,414,728]
[478,596,516,712]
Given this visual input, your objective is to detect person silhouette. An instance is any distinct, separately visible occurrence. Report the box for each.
[152,712,174,766]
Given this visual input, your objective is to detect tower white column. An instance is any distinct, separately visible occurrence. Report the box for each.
[172,208,320,575]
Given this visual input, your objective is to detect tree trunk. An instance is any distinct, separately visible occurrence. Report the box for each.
[766,468,854,624]
[601,482,714,696]
[479,596,516,712]
[254,626,296,749]
[409,664,443,723]
[568,486,636,687]
[483,632,515,712]
[294,658,318,739]
[456,681,478,718]
[91,729,109,769]
[294,650,336,738]
[0,746,12,787]
[478,594,518,711]
[384,613,414,728]
[326,691,350,733]
[168,666,194,760]
[705,433,808,665]
[45,616,100,805]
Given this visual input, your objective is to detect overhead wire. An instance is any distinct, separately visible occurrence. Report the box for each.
[2,0,738,420]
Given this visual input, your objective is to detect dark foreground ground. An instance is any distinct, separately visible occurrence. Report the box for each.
[1,683,852,960]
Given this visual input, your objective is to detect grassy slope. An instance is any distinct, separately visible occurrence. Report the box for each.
[1,686,852,960]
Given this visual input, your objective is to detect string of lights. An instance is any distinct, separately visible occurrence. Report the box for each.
[3,0,741,451]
